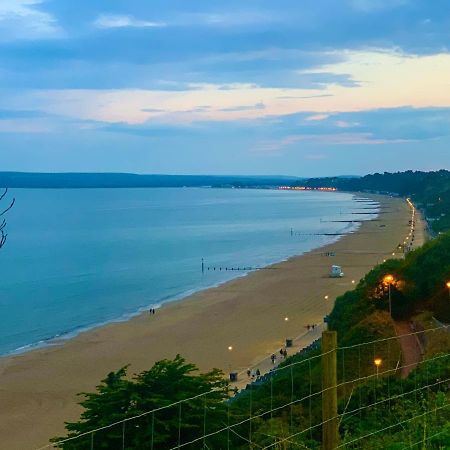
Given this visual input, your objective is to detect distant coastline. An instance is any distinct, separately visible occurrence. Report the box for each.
[0,172,304,189]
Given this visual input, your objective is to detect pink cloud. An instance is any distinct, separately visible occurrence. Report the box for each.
[335,120,359,128]
[304,114,330,121]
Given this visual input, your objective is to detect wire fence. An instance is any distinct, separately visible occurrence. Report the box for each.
[37,325,450,450]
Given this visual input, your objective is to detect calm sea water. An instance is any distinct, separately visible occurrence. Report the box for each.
[0,188,376,355]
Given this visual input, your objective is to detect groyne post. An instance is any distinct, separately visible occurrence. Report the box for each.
[321,331,339,450]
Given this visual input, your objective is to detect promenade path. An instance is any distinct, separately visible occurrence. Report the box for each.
[231,323,324,391]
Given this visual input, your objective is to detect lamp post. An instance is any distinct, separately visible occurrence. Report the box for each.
[227,346,235,382]
[383,275,394,317]
[446,281,450,300]
[374,358,382,378]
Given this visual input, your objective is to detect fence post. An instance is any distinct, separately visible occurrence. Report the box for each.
[322,331,339,450]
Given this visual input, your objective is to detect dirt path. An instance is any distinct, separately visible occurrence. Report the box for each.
[395,321,422,378]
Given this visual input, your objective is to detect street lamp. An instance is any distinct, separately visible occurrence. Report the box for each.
[374,358,382,378]
[446,281,450,300]
[383,275,395,317]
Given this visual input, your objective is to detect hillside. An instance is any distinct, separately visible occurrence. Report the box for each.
[0,172,301,189]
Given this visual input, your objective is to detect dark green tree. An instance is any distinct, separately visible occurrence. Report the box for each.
[52,355,229,449]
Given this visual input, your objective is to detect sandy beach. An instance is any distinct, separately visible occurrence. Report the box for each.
[0,194,425,449]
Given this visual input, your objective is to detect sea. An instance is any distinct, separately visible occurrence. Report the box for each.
[0,188,377,356]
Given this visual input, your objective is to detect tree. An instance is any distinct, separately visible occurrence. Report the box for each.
[52,355,230,449]
[0,188,15,250]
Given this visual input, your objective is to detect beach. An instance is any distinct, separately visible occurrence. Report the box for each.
[0,194,425,449]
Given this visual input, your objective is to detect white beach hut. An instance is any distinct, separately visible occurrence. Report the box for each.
[330,265,344,278]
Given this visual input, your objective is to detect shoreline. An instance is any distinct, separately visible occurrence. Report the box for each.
[4,229,360,358]
[0,194,425,449]
[2,196,364,358]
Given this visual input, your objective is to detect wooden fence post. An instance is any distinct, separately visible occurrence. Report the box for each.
[322,330,339,450]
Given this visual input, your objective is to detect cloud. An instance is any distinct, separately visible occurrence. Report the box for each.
[305,114,330,121]
[94,14,166,29]
[0,118,52,133]
[335,120,359,128]
[220,102,265,112]
[277,94,333,100]
[0,108,48,119]
[255,132,412,153]
[0,0,61,40]
[176,11,283,28]
[6,48,450,138]
[349,0,409,13]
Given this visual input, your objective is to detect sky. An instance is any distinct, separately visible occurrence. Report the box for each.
[0,0,449,176]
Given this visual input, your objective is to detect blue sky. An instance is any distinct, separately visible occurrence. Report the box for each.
[0,0,449,176]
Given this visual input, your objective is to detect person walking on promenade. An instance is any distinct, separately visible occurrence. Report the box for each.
[256,368,261,378]
[271,354,276,364]
[246,369,251,378]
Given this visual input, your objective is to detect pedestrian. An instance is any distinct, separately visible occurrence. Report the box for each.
[283,349,287,358]
[251,369,256,379]
[271,354,276,364]
[256,368,261,378]
[279,348,284,355]
[246,369,251,378]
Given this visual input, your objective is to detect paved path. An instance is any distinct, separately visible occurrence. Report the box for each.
[231,323,324,391]
[395,321,422,378]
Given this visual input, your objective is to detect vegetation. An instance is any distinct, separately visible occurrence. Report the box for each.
[300,170,450,233]
[52,356,229,449]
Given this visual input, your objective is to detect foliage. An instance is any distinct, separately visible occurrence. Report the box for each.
[339,355,450,449]
[52,355,229,449]
[329,232,450,326]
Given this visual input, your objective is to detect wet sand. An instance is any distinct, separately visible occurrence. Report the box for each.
[0,194,425,449]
